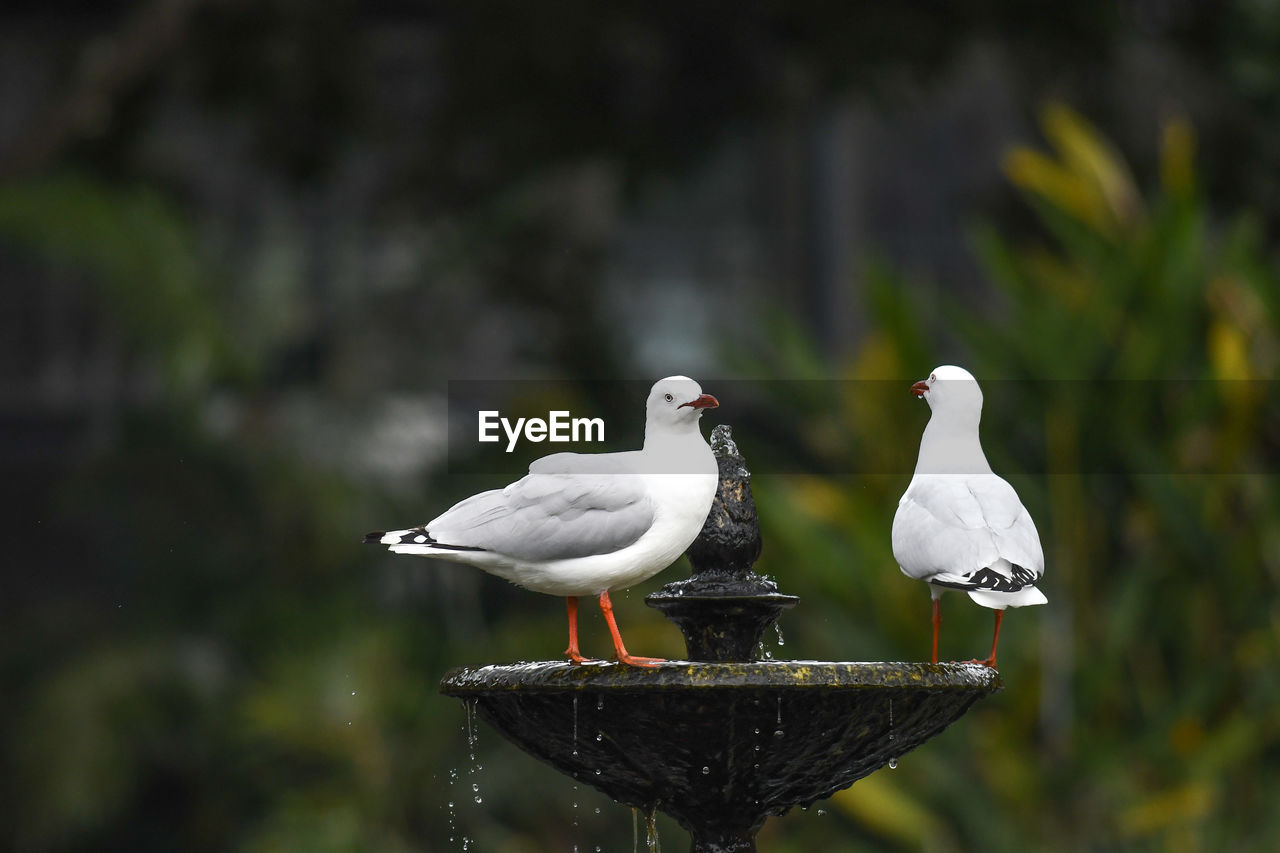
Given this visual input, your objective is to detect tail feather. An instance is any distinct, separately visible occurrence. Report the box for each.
[364,526,488,552]
[930,563,1037,594]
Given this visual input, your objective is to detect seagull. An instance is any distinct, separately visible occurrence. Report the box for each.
[891,365,1046,668]
[365,376,720,667]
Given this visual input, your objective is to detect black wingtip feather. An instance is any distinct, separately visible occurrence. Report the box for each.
[934,564,1036,593]
[363,531,385,544]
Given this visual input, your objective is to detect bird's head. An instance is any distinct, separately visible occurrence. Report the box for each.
[911,365,983,416]
[646,375,719,430]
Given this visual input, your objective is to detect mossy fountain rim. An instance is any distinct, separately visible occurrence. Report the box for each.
[442,659,1003,693]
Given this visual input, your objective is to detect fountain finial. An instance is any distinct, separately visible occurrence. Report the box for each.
[647,424,798,660]
[685,425,763,577]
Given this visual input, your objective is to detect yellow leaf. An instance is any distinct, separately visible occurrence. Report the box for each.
[1003,147,1110,231]
[1208,320,1250,381]
[830,772,945,847]
[1120,782,1214,837]
[1042,103,1142,227]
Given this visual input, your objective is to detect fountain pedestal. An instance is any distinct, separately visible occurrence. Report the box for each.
[439,426,1002,851]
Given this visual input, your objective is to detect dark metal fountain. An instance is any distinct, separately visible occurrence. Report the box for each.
[441,426,1001,852]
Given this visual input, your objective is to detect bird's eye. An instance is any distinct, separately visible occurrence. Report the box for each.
[929,373,936,383]
[664,393,674,403]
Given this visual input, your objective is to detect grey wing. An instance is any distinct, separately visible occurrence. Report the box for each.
[892,475,1043,585]
[426,472,656,562]
[527,449,643,475]
[967,475,1044,579]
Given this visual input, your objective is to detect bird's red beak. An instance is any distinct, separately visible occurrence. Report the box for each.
[679,393,719,409]
[910,380,929,397]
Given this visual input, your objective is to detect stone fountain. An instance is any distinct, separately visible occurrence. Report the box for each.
[440,426,1001,852]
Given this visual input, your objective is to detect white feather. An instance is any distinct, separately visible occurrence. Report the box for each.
[371,377,718,598]
[892,366,1047,611]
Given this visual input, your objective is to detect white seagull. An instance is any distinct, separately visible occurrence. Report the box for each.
[365,376,720,667]
[891,365,1046,667]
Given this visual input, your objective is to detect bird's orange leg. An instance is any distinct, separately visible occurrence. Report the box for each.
[969,609,1003,668]
[598,591,664,667]
[931,598,941,664]
[564,597,598,665]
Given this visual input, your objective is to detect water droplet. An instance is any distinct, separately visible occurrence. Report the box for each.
[597,696,604,711]
[701,766,710,775]
[447,801,454,808]
[774,623,785,646]
[817,809,826,816]
[773,729,784,738]
[595,768,602,775]
[752,728,760,735]
[351,691,355,695]
[471,783,478,792]
[473,795,482,804]
[595,732,603,742]
[594,807,600,814]
[888,757,898,769]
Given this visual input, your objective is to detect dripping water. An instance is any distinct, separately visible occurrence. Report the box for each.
[773,695,784,738]
[888,698,897,770]
[773,622,785,646]
[464,699,483,804]
[644,805,661,851]
[572,694,579,756]
[464,699,476,755]
[446,767,458,845]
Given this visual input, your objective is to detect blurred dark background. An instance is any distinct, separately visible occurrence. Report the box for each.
[3,1,1279,850]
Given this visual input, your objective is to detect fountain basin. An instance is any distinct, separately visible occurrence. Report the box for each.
[441,660,1001,849]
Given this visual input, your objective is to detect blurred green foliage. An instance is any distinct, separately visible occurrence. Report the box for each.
[0,174,244,393]
[742,105,1280,850]
[4,84,1279,853]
